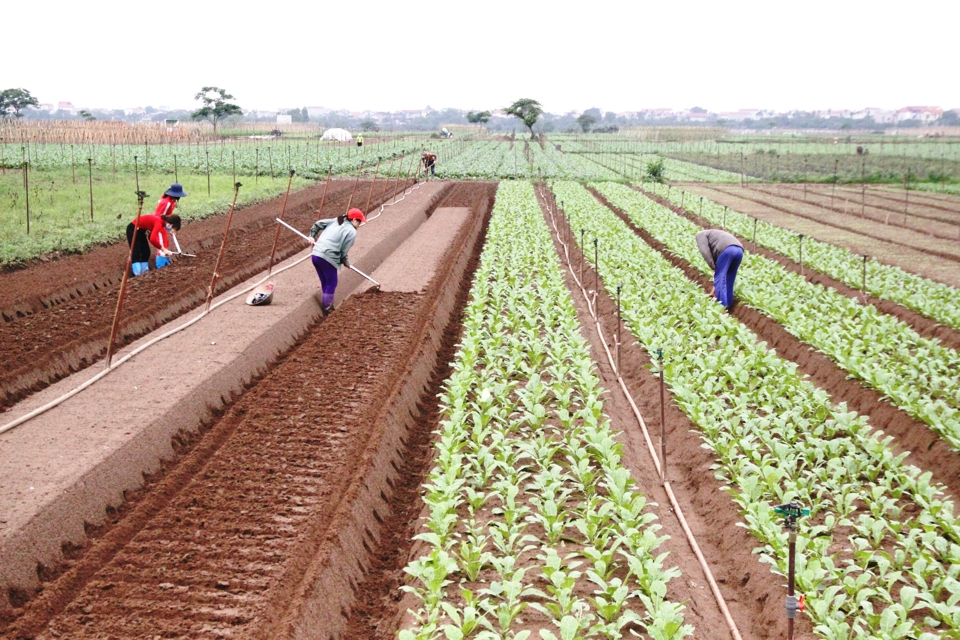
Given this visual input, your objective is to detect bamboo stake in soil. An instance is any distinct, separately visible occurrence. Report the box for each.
[345,161,364,212]
[205,182,242,312]
[391,155,404,204]
[315,166,333,219]
[364,158,381,213]
[87,158,94,221]
[106,189,148,368]
[267,170,296,275]
[22,152,30,235]
[862,255,868,294]
[658,348,666,482]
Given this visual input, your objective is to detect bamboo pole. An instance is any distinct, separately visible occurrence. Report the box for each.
[106,189,147,367]
[205,182,243,311]
[267,170,296,275]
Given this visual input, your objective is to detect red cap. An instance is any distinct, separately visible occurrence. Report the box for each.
[347,208,367,224]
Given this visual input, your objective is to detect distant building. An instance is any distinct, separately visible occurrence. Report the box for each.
[57,102,77,114]
[897,106,943,123]
[852,107,895,123]
[277,114,293,125]
[717,109,763,122]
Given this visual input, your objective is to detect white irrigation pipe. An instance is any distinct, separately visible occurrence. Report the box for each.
[0,179,425,437]
[540,187,744,640]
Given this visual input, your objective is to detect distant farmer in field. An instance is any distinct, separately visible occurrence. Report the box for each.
[308,207,367,315]
[421,151,437,177]
[356,134,363,148]
[695,229,743,310]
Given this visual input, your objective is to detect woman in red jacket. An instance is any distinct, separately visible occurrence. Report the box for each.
[126,184,186,275]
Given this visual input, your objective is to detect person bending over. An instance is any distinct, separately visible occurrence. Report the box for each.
[695,229,743,310]
[309,208,367,315]
[126,212,181,276]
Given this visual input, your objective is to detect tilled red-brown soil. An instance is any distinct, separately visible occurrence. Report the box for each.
[0,177,415,412]
[590,187,960,504]
[755,184,960,236]
[339,185,494,640]
[0,182,493,639]
[0,183,494,638]
[705,184,960,264]
[639,187,960,352]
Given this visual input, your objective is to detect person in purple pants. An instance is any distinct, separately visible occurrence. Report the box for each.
[695,229,744,309]
[308,208,367,315]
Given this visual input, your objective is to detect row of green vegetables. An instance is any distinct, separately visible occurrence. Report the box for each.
[431,141,620,181]
[651,183,960,330]
[400,181,692,640]
[2,140,421,177]
[551,180,960,639]
[594,182,960,454]
[627,156,748,183]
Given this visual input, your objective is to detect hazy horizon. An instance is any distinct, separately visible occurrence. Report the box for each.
[6,0,959,114]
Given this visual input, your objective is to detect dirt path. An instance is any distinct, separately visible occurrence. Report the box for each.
[684,184,960,287]
[536,185,793,640]
[0,177,419,411]
[0,183,493,640]
[590,188,960,505]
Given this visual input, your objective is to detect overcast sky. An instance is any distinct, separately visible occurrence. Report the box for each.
[6,0,958,114]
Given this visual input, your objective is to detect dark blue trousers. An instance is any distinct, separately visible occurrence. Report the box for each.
[714,246,743,309]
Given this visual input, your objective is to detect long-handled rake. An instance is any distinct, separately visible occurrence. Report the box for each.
[275,218,381,290]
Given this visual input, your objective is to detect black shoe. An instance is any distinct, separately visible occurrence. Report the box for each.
[321,304,334,316]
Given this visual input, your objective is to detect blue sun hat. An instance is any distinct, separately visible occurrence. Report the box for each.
[164,183,187,198]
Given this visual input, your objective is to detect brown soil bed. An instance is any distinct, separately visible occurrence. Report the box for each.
[589,187,960,504]
[763,183,960,232]
[339,184,495,640]
[538,185,794,640]
[710,184,960,263]
[0,177,417,412]
[639,187,960,352]
[685,184,960,288]
[0,182,494,639]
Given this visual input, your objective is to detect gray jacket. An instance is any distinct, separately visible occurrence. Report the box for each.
[695,229,742,270]
[310,218,356,270]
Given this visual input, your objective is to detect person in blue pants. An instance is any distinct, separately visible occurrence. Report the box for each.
[695,229,744,309]
[308,208,367,315]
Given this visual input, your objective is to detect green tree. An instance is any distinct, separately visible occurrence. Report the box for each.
[301,107,309,122]
[576,113,596,133]
[79,109,96,121]
[504,98,543,139]
[190,86,243,134]
[466,110,492,130]
[287,109,303,123]
[646,158,665,183]
[360,119,377,131]
[0,88,40,118]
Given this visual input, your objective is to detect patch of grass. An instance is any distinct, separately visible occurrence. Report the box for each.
[0,167,311,265]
